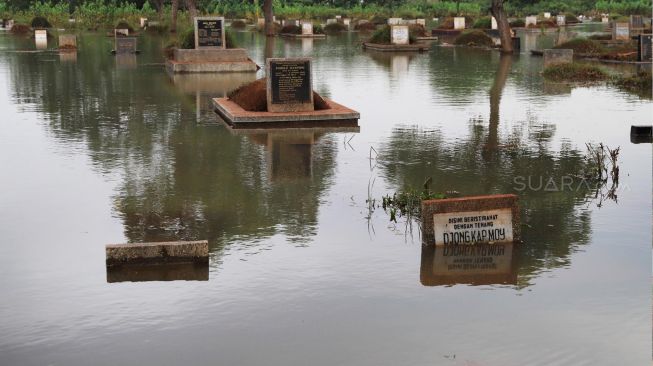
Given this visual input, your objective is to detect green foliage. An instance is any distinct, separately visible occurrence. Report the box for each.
[324,22,347,32]
[454,30,494,47]
[30,15,51,28]
[510,19,525,27]
[280,24,301,34]
[554,38,605,55]
[381,178,446,223]
[230,19,247,28]
[595,0,651,15]
[472,16,491,29]
[368,24,416,44]
[611,71,652,98]
[543,63,608,82]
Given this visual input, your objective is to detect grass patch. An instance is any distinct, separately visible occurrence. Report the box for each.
[230,20,247,29]
[30,16,51,28]
[611,71,652,98]
[472,16,491,29]
[554,38,605,55]
[542,63,608,82]
[324,22,347,33]
[453,30,494,47]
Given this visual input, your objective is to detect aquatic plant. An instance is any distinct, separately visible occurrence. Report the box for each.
[611,71,652,98]
[542,63,608,82]
[381,178,447,223]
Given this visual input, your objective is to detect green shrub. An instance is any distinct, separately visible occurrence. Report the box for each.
[454,30,494,46]
[565,13,579,23]
[313,24,324,34]
[324,22,347,33]
[409,24,428,37]
[554,38,605,55]
[543,63,608,82]
[230,19,246,28]
[368,25,416,45]
[612,71,652,98]
[355,22,376,31]
[588,33,612,41]
[30,16,51,28]
[510,19,525,27]
[370,15,388,25]
[472,16,491,29]
[280,24,300,34]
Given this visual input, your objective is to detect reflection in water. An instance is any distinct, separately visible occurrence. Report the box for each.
[58,51,77,63]
[301,38,313,54]
[367,51,415,76]
[115,54,137,69]
[420,243,518,286]
[35,38,47,50]
[106,262,209,283]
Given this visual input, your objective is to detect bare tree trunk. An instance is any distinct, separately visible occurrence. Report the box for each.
[171,0,178,33]
[185,0,197,20]
[490,0,513,53]
[263,0,274,37]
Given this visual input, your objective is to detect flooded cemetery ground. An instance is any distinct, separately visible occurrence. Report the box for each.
[0,24,651,365]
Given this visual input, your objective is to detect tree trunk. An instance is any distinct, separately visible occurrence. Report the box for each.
[185,0,197,20]
[483,53,513,161]
[263,0,274,37]
[171,0,178,33]
[490,0,513,53]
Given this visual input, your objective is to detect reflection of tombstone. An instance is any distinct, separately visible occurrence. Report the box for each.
[453,17,465,30]
[35,38,47,50]
[59,51,77,62]
[301,38,313,53]
[420,243,518,286]
[58,34,76,49]
[525,16,537,27]
[391,25,409,45]
[391,55,409,75]
[543,49,573,67]
[107,262,209,283]
[544,12,551,19]
[512,37,521,51]
[115,54,137,68]
[194,17,225,49]
[301,21,313,35]
[556,15,566,26]
[491,17,497,30]
[638,34,652,61]
[266,58,314,113]
[612,22,630,41]
[268,132,314,181]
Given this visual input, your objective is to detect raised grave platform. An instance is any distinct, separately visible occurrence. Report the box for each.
[362,42,430,52]
[213,97,360,128]
[280,33,326,38]
[166,48,258,73]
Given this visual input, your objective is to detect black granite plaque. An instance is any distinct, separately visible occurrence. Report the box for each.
[115,37,137,54]
[196,18,223,48]
[639,34,652,62]
[270,60,311,105]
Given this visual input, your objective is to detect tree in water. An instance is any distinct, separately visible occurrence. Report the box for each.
[490,0,514,53]
[263,0,274,37]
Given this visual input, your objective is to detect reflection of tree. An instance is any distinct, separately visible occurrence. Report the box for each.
[380,55,595,287]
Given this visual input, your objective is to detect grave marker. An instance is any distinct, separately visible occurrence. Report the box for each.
[34,29,47,41]
[556,15,566,26]
[266,58,314,113]
[602,17,609,23]
[543,49,573,67]
[114,28,129,36]
[613,22,630,41]
[416,19,426,26]
[343,18,351,27]
[421,194,520,246]
[388,18,402,25]
[525,16,537,27]
[115,37,137,54]
[544,12,551,19]
[638,34,652,61]
[301,21,313,35]
[194,17,225,49]
[391,25,409,45]
[140,17,148,28]
[491,17,497,30]
[453,17,465,30]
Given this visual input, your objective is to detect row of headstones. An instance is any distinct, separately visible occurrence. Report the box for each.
[544,34,652,65]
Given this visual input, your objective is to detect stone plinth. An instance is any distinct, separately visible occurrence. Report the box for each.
[174,48,248,62]
[543,49,573,67]
[107,262,209,283]
[362,42,430,52]
[58,34,76,49]
[166,48,258,73]
[106,240,209,266]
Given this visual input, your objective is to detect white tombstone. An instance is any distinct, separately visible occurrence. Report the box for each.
[34,29,47,41]
[544,12,551,19]
[525,16,537,27]
[416,19,426,26]
[556,15,566,26]
[491,17,498,30]
[335,15,342,20]
[388,18,402,25]
[602,17,609,23]
[391,25,409,45]
[115,28,129,36]
[301,21,313,35]
[7,19,14,29]
[453,17,465,30]
[326,19,336,25]
[140,17,147,28]
[343,18,351,27]
[258,18,265,27]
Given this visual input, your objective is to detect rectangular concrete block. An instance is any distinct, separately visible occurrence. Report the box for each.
[174,48,249,62]
[453,17,465,30]
[543,49,573,67]
[613,22,630,41]
[525,16,537,27]
[106,240,209,266]
[58,34,76,48]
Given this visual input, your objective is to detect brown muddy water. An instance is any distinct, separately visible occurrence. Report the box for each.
[0,24,651,366]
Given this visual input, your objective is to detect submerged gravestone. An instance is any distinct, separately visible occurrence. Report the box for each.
[543,49,573,67]
[195,17,225,49]
[421,194,520,246]
[638,34,652,61]
[266,58,313,113]
[453,17,465,30]
[613,22,630,41]
[115,37,137,54]
[58,34,76,48]
[106,240,209,266]
[391,25,409,45]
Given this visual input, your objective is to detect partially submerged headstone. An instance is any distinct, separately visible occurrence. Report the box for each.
[525,16,537,27]
[421,194,520,246]
[453,17,465,30]
[638,34,652,61]
[491,17,498,30]
[391,25,409,45]
[631,125,653,144]
[612,22,630,41]
[106,240,209,266]
[58,34,76,49]
[556,15,566,26]
[114,28,129,36]
[266,58,314,113]
[543,49,573,67]
[301,21,313,35]
[114,37,137,54]
[195,16,225,49]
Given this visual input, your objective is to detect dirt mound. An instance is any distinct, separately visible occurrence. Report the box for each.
[10,24,30,35]
[454,30,494,47]
[355,22,377,31]
[228,78,331,112]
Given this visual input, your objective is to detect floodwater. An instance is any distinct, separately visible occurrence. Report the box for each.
[0,24,651,366]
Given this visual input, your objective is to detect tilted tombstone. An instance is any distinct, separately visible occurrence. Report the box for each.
[115,37,137,54]
[194,17,225,49]
[58,34,76,48]
[638,34,652,62]
[266,58,314,113]
[525,16,537,27]
[543,49,573,67]
[556,15,566,26]
[301,21,313,35]
[453,17,465,30]
[391,25,409,45]
[612,22,630,41]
